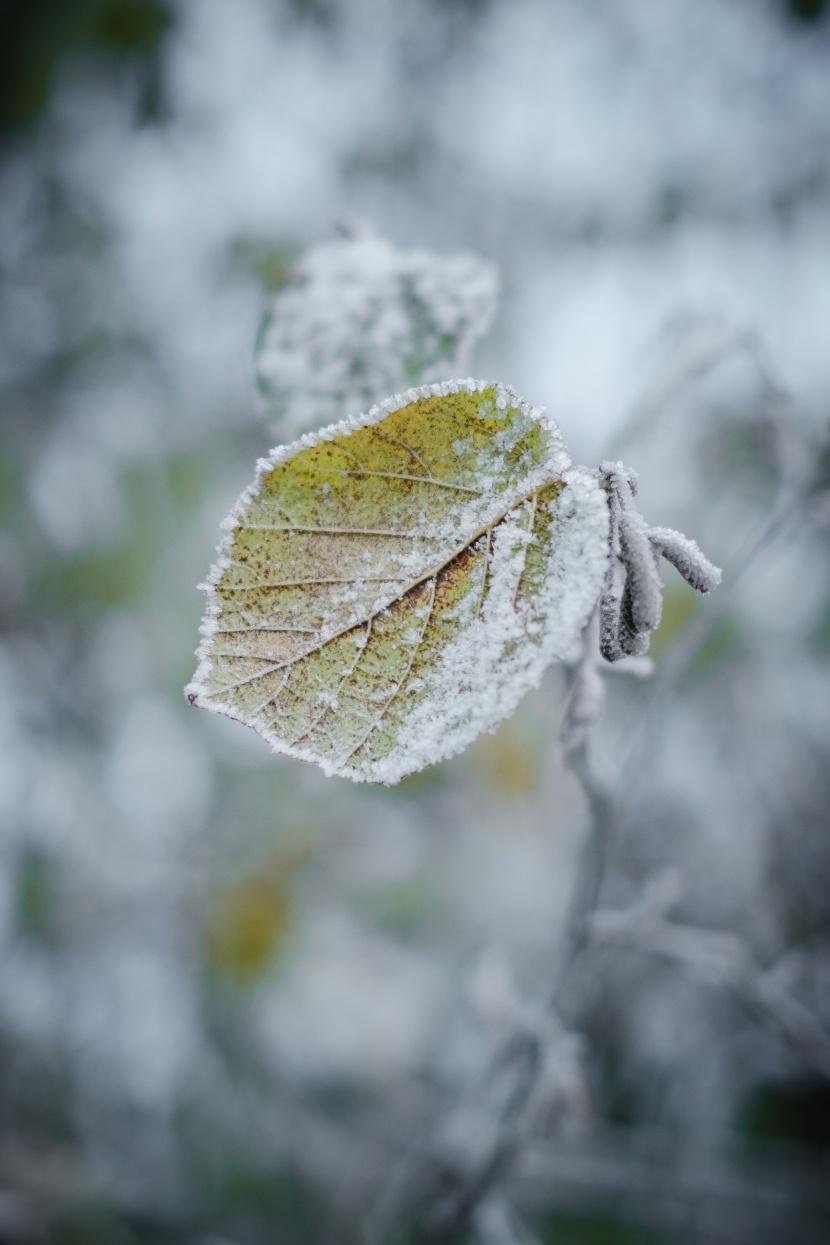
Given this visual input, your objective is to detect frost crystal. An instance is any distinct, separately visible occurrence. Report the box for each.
[598,461,722,662]
[186,380,608,784]
[255,235,499,439]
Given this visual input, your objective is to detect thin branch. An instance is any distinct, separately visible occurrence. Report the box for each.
[589,877,830,1078]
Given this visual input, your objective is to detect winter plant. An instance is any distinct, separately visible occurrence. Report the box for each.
[182,236,830,1244]
[186,235,720,784]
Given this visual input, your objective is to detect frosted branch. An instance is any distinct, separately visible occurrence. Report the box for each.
[378,955,589,1245]
[590,874,830,1078]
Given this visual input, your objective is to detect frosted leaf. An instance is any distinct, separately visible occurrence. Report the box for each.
[186,380,609,784]
[255,235,499,440]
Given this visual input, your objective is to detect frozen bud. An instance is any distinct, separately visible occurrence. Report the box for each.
[599,555,626,663]
[599,459,639,500]
[649,526,722,594]
[618,577,653,658]
[618,509,663,633]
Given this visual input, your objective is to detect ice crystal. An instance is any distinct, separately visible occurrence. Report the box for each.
[598,461,722,663]
[186,380,608,784]
[255,235,499,439]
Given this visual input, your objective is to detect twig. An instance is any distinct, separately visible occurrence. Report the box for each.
[554,738,616,989]
[590,874,830,1078]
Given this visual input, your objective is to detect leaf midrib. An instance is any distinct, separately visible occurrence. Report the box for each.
[208,480,554,698]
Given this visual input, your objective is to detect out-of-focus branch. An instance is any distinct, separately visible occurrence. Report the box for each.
[589,871,830,1078]
[616,322,829,787]
[556,609,655,986]
[607,314,791,462]
[473,1193,543,1245]
[388,618,654,1245]
[555,623,617,985]
[365,957,590,1245]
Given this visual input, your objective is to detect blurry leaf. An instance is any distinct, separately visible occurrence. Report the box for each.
[737,1077,830,1150]
[369,878,436,935]
[34,467,163,610]
[0,0,171,133]
[812,597,830,657]
[34,453,210,613]
[701,414,779,499]
[465,703,543,797]
[52,1207,146,1245]
[17,850,53,935]
[787,0,828,20]
[186,381,609,784]
[87,0,170,53]
[688,615,740,679]
[389,761,450,797]
[254,234,499,439]
[166,450,211,518]
[656,184,688,227]
[647,579,700,657]
[176,1101,319,1229]
[230,236,294,291]
[0,441,23,529]
[205,874,291,985]
[216,1164,315,1221]
[540,1210,660,1245]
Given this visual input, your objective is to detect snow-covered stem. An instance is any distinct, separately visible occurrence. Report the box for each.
[396,645,620,1245]
[554,740,616,989]
[415,1039,541,1245]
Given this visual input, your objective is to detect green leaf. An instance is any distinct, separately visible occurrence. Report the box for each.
[186,380,609,784]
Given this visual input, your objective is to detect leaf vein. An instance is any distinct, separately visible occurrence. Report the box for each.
[207,493,541,697]
[287,618,373,747]
[512,490,539,607]
[236,524,443,539]
[339,577,438,765]
[289,466,482,494]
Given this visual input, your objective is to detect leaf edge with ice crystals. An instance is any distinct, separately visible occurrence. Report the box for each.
[185,379,610,785]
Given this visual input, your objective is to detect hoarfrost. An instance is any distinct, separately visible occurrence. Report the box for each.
[186,379,609,784]
[255,234,499,439]
[649,526,723,596]
[377,465,609,785]
[598,461,722,663]
[187,386,722,781]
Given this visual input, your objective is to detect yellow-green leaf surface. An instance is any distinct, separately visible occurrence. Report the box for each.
[186,380,609,784]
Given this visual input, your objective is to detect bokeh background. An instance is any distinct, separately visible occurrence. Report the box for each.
[1,1,830,1242]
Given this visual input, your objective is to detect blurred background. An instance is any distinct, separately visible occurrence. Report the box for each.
[1,1,830,1242]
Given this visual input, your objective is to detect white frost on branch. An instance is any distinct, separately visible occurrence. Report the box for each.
[590,871,830,1078]
[255,233,499,439]
[562,610,654,753]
